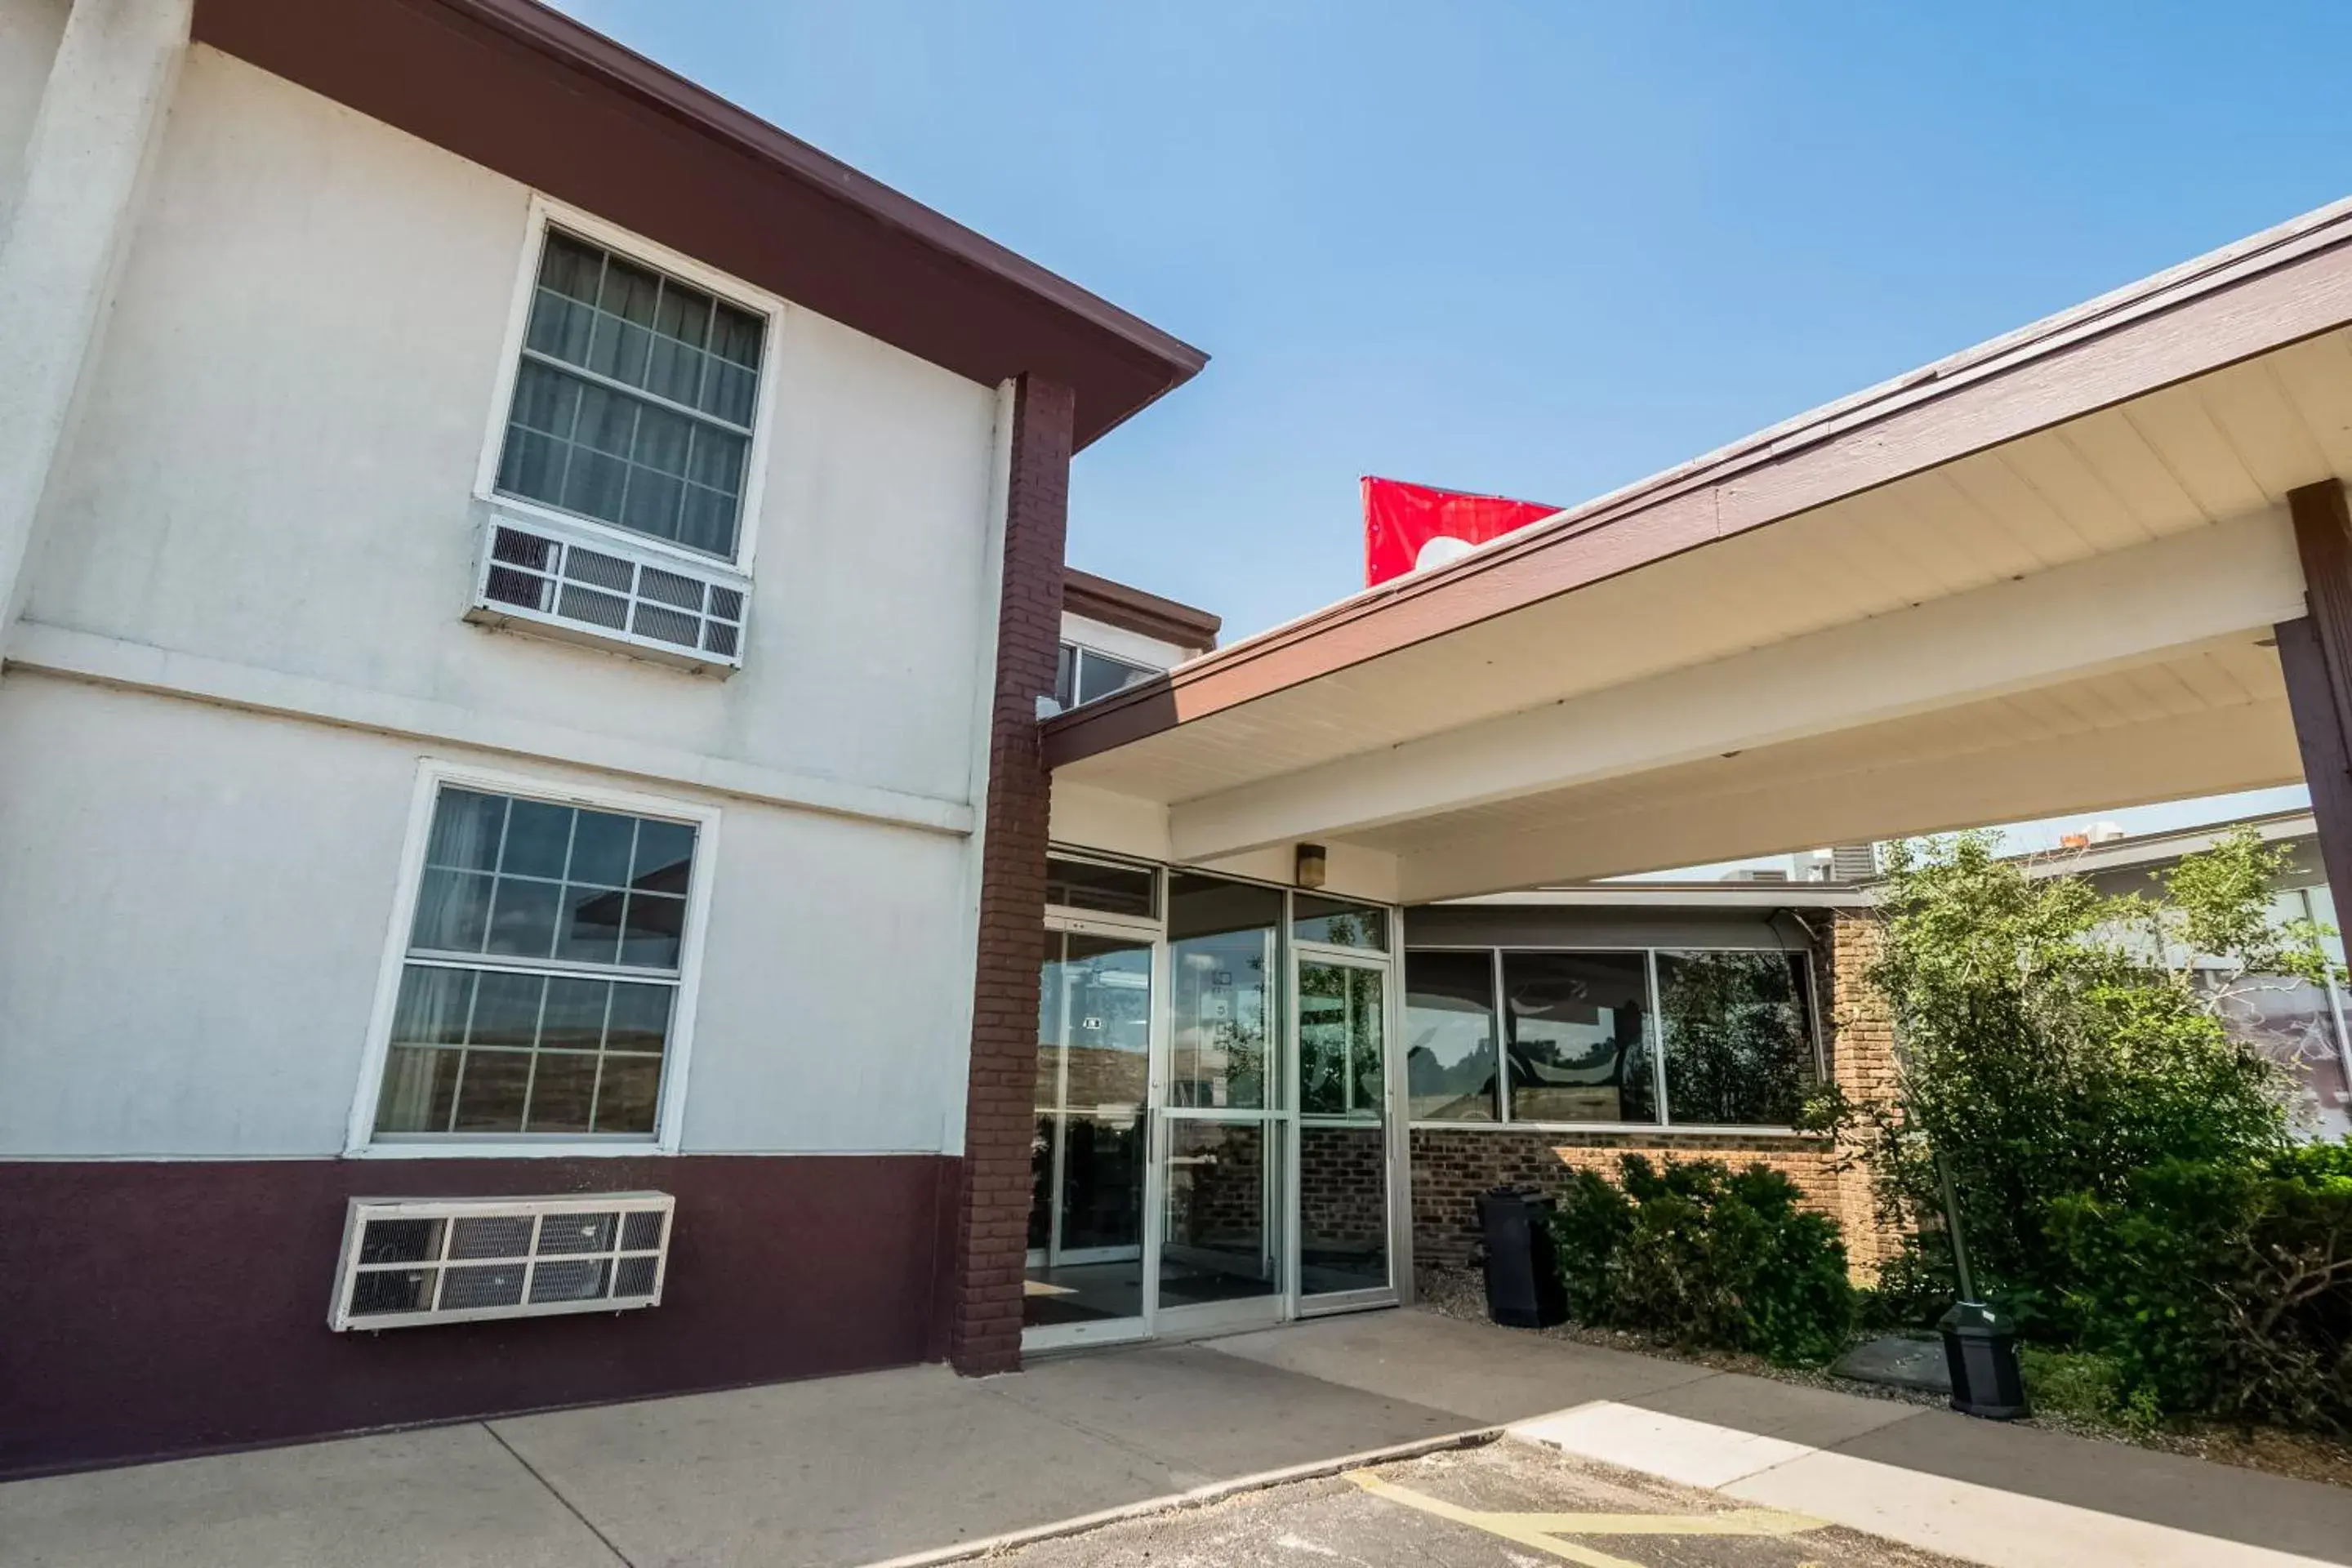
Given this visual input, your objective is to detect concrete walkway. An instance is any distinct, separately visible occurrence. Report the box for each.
[4,1307,2347,1567]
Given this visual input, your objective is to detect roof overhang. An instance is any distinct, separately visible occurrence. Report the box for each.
[1064,569,1222,654]
[190,0,1205,449]
[1048,199,2352,900]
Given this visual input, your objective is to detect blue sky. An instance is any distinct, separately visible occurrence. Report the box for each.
[565,1,2341,858]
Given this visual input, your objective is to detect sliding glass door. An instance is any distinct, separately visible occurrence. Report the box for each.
[1024,856,1405,1352]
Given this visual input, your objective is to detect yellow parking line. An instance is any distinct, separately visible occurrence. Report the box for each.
[1344,1468,1828,1565]
[1483,1508,1826,1536]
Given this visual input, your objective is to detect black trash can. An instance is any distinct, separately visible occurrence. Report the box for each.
[1477,1187,1568,1328]
[1938,1301,2029,1419]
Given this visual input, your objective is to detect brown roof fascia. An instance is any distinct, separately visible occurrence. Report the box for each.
[1045,198,2352,768]
[1062,569,1222,653]
[189,0,1205,449]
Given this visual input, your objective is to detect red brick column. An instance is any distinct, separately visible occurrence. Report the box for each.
[949,375,1075,1374]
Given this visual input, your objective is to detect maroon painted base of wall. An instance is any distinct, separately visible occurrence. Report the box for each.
[0,1154,961,1479]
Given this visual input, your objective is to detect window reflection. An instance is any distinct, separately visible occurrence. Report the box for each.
[1655,951,1814,1126]
[1027,930,1152,1328]
[1166,874,1282,1109]
[1501,951,1656,1124]
[1405,951,1499,1121]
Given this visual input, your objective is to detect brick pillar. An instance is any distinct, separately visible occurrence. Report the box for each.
[1824,910,1900,1274]
[949,375,1075,1375]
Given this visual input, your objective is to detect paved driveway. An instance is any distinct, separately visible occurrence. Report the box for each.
[986,1439,1966,1567]
[5,1308,2347,1567]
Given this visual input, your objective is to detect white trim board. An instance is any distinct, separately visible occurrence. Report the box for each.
[5,621,973,836]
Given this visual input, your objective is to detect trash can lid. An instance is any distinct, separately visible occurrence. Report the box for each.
[1936,1299,2016,1335]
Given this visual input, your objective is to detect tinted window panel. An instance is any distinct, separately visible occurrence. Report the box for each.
[1502,951,1655,1124]
[1404,950,1499,1122]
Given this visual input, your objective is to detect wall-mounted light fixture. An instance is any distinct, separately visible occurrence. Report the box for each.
[1294,842,1327,889]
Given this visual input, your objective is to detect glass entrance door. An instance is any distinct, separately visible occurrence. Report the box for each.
[1026,926,1152,1341]
[1295,956,1392,1303]
[1024,858,1404,1353]
[1156,873,1286,1330]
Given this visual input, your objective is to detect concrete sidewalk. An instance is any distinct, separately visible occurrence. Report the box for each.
[4,1307,2347,1567]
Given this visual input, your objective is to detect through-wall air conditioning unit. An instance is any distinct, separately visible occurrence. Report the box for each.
[468,512,747,675]
[327,1192,675,1331]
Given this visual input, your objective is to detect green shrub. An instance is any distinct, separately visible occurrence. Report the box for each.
[2050,1143,2352,1433]
[1549,1155,1855,1366]
[2017,1345,2163,1437]
[1855,828,2310,1337]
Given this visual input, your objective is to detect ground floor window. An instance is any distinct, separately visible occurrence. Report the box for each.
[1404,945,1817,1129]
[363,772,711,1146]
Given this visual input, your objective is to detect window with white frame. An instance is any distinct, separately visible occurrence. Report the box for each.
[371,783,704,1141]
[492,227,767,562]
[1054,641,1160,710]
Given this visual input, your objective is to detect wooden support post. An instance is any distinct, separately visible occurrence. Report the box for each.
[2283,481,2352,899]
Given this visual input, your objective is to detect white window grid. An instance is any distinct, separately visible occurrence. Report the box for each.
[347,762,722,1160]
[330,1193,675,1331]
[374,786,696,1143]
[476,518,747,670]
[470,196,786,586]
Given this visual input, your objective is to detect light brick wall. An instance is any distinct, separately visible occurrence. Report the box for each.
[1407,907,1904,1276]
[1822,910,1901,1272]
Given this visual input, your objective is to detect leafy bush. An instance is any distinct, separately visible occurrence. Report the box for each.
[2016,1345,2163,1437]
[2049,1143,2352,1433]
[1855,828,2310,1334]
[1550,1155,1855,1365]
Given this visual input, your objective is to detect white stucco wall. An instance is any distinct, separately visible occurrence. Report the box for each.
[0,0,66,222]
[20,45,1000,806]
[0,675,977,1156]
[0,42,1008,1160]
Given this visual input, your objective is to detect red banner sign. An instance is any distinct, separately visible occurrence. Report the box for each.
[1363,476,1557,586]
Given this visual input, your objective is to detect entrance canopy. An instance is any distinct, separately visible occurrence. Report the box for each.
[1048,199,2352,904]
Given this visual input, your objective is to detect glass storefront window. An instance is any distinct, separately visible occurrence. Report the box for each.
[1165,874,1283,1109]
[1404,950,1500,1121]
[1045,855,1156,920]
[1293,893,1388,951]
[1655,951,1814,1127]
[1501,951,1657,1124]
[1299,961,1385,1117]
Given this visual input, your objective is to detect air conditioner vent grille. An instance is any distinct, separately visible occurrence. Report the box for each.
[330,1192,674,1331]
[471,519,747,675]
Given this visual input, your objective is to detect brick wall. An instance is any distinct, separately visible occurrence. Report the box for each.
[1408,907,1904,1276]
[1820,909,1901,1271]
[1410,1125,1839,1267]
[949,376,1075,1376]
[1299,1123,1388,1254]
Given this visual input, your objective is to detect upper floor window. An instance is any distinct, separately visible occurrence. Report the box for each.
[1055,641,1160,709]
[493,227,768,563]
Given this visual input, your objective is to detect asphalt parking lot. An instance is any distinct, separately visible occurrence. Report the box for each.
[984,1437,1971,1567]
